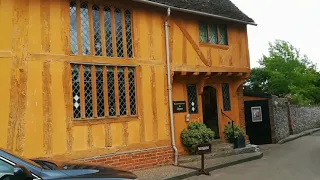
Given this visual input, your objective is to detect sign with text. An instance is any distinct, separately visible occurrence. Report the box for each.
[173,101,187,113]
[196,143,212,155]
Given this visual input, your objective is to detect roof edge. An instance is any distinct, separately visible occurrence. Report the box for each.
[133,0,257,26]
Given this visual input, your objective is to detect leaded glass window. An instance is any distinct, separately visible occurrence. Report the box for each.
[199,22,208,43]
[72,65,81,118]
[104,7,113,57]
[96,66,105,117]
[118,67,127,115]
[84,65,93,118]
[187,84,199,114]
[209,24,218,44]
[70,0,78,55]
[222,83,231,111]
[219,25,228,45]
[69,1,133,58]
[115,8,124,57]
[128,68,136,115]
[107,67,116,116]
[199,22,228,45]
[93,4,102,56]
[80,1,90,55]
[125,10,133,58]
[71,64,137,119]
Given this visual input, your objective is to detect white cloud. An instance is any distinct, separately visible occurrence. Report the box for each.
[231,0,320,69]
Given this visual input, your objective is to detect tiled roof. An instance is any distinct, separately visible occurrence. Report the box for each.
[139,0,255,25]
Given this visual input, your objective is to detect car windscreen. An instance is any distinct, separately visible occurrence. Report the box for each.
[0,149,42,169]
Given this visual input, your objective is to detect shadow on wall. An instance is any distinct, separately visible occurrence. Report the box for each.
[271,96,320,142]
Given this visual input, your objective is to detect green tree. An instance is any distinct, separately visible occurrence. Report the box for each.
[245,40,320,105]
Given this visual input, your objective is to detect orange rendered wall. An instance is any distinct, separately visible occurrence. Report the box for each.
[0,0,250,158]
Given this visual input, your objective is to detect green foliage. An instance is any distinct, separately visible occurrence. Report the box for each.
[224,124,246,144]
[244,40,320,105]
[181,122,214,154]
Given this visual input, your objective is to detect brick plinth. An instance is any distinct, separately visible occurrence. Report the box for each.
[78,146,174,171]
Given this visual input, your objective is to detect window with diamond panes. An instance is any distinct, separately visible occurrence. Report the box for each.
[128,68,136,115]
[72,65,81,118]
[70,0,78,55]
[69,0,133,58]
[80,1,90,55]
[199,22,228,45]
[187,84,199,114]
[93,4,102,56]
[71,64,137,119]
[222,83,231,111]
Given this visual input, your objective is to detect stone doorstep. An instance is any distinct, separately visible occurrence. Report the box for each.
[178,144,258,164]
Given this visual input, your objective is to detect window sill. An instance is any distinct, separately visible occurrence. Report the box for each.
[199,43,229,50]
[72,116,139,126]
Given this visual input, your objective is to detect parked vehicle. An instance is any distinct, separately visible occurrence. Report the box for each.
[0,148,137,180]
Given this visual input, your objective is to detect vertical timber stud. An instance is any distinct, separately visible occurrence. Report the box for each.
[163,65,170,138]
[148,12,154,59]
[8,0,29,155]
[40,0,50,52]
[62,62,73,152]
[123,122,129,146]
[88,125,93,149]
[62,0,70,55]
[151,66,158,140]
[182,35,187,65]
[43,62,53,155]
[137,67,145,142]
[105,123,112,147]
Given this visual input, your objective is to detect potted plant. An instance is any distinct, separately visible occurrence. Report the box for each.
[181,122,215,154]
[224,123,246,149]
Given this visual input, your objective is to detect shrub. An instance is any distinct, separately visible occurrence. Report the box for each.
[181,122,215,154]
[224,123,246,143]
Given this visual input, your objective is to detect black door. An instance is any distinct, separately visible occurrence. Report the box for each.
[202,86,220,139]
[244,100,272,145]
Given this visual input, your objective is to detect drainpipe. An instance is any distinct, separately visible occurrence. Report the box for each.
[165,8,178,166]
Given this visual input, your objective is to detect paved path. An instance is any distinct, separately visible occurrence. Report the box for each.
[187,132,320,180]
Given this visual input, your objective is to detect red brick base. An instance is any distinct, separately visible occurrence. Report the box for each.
[78,146,173,171]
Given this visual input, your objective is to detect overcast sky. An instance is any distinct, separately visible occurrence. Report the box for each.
[231,0,320,69]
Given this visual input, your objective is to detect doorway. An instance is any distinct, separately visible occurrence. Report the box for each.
[244,100,272,144]
[202,86,220,139]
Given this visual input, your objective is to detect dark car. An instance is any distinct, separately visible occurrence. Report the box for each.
[0,148,137,180]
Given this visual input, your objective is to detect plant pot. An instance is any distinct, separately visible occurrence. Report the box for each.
[233,136,246,149]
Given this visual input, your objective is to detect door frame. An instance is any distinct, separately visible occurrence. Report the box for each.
[201,85,220,139]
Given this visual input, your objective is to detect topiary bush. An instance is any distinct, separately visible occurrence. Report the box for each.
[181,122,215,154]
[224,123,246,144]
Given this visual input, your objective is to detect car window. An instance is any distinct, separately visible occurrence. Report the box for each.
[0,158,14,178]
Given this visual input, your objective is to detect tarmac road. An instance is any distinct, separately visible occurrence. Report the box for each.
[187,131,320,180]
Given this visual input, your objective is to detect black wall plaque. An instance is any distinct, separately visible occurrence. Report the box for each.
[173,101,187,113]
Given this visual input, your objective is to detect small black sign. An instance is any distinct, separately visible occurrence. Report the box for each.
[173,101,187,113]
[196,143,212,155]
